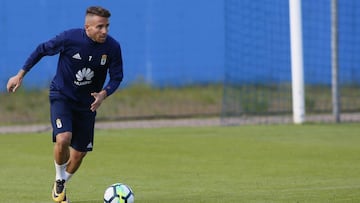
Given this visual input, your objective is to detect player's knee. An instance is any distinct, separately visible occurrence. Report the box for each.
[56,132,72,146]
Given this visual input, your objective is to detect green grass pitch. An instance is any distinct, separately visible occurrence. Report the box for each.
[1,124,360,202]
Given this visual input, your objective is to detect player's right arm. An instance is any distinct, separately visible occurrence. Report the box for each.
[6,31,66,93]
[22,33,65,72]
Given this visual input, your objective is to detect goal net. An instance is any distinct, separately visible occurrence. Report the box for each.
[222,0,360,125]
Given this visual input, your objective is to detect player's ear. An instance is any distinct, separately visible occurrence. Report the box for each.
[84,15,91,30]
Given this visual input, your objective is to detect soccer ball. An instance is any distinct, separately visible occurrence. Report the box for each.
[104,183,134,203]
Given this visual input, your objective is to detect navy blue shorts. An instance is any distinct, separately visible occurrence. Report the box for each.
[50,93,96,152]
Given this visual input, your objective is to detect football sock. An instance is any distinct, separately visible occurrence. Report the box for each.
[64,171,73,182]
[54,160,67,181]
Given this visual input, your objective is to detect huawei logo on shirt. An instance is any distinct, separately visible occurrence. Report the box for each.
[74,67,94,86]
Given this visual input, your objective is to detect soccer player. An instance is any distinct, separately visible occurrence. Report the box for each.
[6,6,123,203]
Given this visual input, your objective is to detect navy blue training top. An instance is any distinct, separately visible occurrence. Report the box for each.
[22,28,123,107]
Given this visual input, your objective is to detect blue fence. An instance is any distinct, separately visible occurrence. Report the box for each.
[0,0,224,90]
[1,0,359,91]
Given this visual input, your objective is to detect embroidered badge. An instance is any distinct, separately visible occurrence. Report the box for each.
[56,118,62,129]
[101,54,107,65]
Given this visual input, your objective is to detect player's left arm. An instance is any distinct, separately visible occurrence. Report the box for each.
[90,43,123,112]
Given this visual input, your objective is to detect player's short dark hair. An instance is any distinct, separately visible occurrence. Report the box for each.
[86,6,111,18]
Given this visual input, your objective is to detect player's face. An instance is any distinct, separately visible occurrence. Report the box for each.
[85,15,109,43]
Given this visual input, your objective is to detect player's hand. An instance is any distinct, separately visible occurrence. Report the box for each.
[7,75,23,93]
[90,90,107,112]
[7,70,26,93]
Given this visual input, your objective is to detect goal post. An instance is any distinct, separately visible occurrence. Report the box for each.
[289,0,305,124]
[331,0,340,123]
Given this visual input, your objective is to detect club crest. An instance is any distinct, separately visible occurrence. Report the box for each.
[101,54,107,65]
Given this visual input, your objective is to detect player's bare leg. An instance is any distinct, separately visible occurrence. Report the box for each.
[52,132,87,202]
[52,132,71,202]
[66,148,87,175]
[54,132,72,165]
